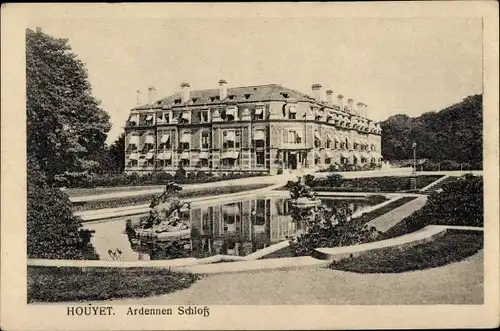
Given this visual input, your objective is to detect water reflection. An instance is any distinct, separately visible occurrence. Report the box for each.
[123,197,378,261]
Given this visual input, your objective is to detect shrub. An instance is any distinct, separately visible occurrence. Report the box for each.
[325,173,344,187]
[287,177,380,256]
[174,166,187,181]
[27,158,98,260]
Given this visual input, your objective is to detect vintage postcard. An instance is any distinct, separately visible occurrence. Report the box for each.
[1,2,499,330]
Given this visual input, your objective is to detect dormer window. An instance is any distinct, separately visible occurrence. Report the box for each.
[288,106,297,120]
[157,101,162,105]
[228,95,236,100]
[192,97,199,103]
[174,99,181,104]
[182,111,191,124]
[210,96,220,102]
[244,94,251,99]
[281,92,289,99]
[254,107,264,120]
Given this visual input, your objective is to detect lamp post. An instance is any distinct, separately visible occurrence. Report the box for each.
[412,142,417,175]
[411,142,417,190]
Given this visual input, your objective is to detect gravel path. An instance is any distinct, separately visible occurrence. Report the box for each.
[105,250,483,305]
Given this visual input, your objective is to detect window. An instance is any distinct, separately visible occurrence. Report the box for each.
[180,158,190,167]
[201,110,209,123]
[200,159,209,167]
[256,151,265,166]
[174,99,181,104]
[254,139,265,148]
[289,112,296,120]
[335,141,340,150]
[325,157,331,164]
[223,130,239,149]
[201,131,210,149]
[180,141,190,150]
[283,129,301,144]
[254,107,264,120]
[180,111,191,124]
[235,131,240,148]
[326,138,332,149]
[128,159,138,167]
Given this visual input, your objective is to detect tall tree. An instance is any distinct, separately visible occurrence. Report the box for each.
[380,94,482,165]
[109,133,126,173]
[26,27,111,182]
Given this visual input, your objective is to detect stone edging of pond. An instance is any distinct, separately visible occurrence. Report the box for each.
[28,225,482,275]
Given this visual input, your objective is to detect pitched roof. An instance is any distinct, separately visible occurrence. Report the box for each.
[134,84,318,111]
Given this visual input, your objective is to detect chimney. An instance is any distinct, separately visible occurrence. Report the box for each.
[136,89,142,106]
[311,84,322,102]
[337,94,344,110]
[147,86,157,105]
[347,98,354,113]
[218,79,227,100]
[180,82,190,103]
[357,102,364,116]
[326,90,334,105]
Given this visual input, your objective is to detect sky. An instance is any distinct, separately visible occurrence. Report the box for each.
[28,17,483,144]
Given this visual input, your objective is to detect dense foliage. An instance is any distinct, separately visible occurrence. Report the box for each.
[383,174,483,238]
[287,177,380,256]
[380,94,482,167]
[27,158,98,259]
[26,28,111,183]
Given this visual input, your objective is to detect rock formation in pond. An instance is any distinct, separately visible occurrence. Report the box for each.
[139,181,191,233]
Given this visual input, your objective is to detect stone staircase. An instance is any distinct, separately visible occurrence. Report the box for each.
[420,176,457,195]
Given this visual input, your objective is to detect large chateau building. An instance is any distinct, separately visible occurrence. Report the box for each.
[124,81,382,175]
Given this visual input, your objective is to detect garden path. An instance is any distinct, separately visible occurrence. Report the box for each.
[100,250,483,305]
[366,195,428,232]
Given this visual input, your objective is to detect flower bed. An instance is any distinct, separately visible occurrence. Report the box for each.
[330,229,483,273]
[72,183,271,212]
[28,266,199,302]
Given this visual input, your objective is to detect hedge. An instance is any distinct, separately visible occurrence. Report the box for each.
[55,170,268,189]
[72,183,271,212]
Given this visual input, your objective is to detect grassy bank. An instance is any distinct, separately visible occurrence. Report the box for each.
[330,230,483,273]
[28,266,199,303]
[72,183,270,212]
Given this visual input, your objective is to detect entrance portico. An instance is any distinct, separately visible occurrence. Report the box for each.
[282,149,311,171]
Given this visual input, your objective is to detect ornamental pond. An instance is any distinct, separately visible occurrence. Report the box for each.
[83,195,387,261]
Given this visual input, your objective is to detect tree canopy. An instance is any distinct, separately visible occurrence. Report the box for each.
[26,27,111,182]
[380,94,482,165]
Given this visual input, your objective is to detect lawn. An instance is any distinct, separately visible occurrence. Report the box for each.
[27,266,199,303]
[72,183,271,212]
[330,230,483,273]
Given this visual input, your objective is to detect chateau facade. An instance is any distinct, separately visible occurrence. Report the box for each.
[124,81,382,175]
